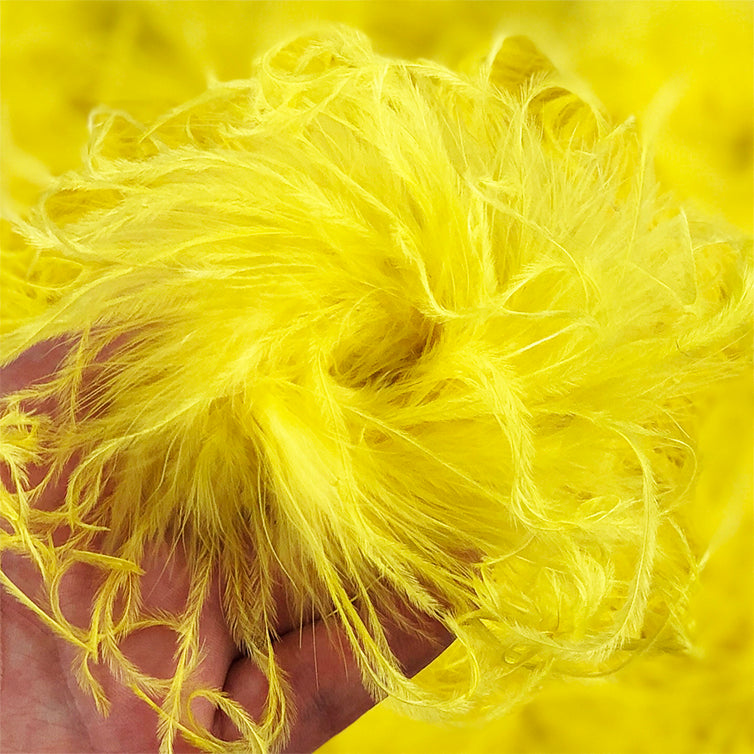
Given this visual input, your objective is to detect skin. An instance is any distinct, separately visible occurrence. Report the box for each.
[0,343,453,753]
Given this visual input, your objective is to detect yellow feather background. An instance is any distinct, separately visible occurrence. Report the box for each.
[1,3,752,753]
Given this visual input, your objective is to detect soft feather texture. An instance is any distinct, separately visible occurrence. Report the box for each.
[1,26,752,754]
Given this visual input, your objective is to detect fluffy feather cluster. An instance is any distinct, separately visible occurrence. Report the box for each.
[1,27,751,753]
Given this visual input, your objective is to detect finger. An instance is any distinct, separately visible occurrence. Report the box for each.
[1,332,132,417]
[215,606,453,752]
[0,337,70,397]
[1,337,77,498]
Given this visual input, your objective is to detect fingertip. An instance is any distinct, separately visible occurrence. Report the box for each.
[216,609,453,753]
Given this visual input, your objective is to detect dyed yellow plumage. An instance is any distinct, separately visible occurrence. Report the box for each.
[1,15,752,754]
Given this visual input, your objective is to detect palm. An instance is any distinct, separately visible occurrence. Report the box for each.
[1,541,236,753]
[1,342,452,753]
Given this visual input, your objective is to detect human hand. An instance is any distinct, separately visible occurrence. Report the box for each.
[0,342,453,753]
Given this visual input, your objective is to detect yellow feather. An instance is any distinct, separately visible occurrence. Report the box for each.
[1,21,751,754]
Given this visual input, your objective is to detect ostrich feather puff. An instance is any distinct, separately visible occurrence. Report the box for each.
[0,26,752,754]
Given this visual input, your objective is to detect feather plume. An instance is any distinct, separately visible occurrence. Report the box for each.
[1,27,752,753]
